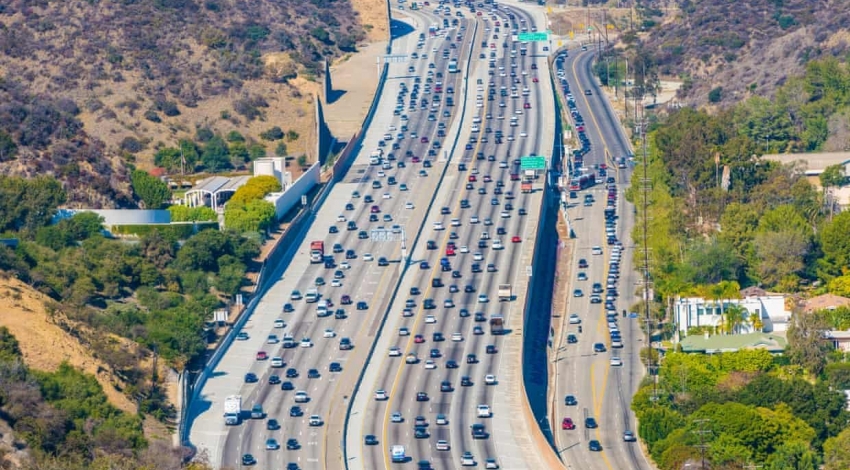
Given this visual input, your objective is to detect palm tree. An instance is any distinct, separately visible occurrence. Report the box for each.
[723,304,748,334]
[749,312,764,333]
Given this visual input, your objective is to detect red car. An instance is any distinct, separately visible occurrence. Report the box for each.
[469,175,477,182]
[256,351,269,360]
[446,247,456,256]
[420,137,429,144]
[371,205,380,213]
[341,295,352,305]
[414,335,425,344]
[511,236,522,243]
[524,102,531,109]
[412,156,421,163]
[562,417,575,430]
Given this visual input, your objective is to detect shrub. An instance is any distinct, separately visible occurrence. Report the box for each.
[144,109,161,123]
[120,136,144,153]
[259,126,284,141]
[708,87,723,103]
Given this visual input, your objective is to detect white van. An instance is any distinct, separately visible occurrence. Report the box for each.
[305,289,319,303]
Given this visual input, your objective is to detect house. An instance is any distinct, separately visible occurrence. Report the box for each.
[825,330,850,353]
[803,294,850,313]
[679,332,788,354]
[673,293,790,341]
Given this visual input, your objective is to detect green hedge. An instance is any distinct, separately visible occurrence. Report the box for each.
[109,222,218,239]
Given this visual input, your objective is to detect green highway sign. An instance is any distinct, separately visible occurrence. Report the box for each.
[518,32,549,42]
[521,156,546,170]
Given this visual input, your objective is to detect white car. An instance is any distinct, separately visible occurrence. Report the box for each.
[520,131,528,138]
[406,202,415,209]
[473,252,484,261]
[273,319,285,328]
[389,347,402,357]
[339,261,351,270]
[470,215,480,224]
[460,245,469,253]
[451,218,461,227]
[436,440,450,451]
[383,192,392,199]
[478,294,489,303]
[323,329,335,338]
[295,391,309,402]
[500,211,510,218]
[331,279,342,287]
[451,332,464,342]
[337,215,346,222]
[300,338,313,348]
[377,170,386,178]
[425,315,437,324]
[363,253,374,261]
[424,360,437,369]
[591,246,603,255]
[399,327,410,336]
[477,404,492,417]
[569,314,581,324]
[499,161,508,168]
[433,221,444,230]
[610,357,623,366]
[492,240,503,250]
[375,389,388,400]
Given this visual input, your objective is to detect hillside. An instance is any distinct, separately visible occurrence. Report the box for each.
[638,0,850,106]
[0,0,372,207]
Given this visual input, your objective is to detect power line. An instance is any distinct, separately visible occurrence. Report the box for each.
[691,419,712,469]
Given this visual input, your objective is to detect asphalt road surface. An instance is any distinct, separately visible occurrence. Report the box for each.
[550,47,654,470]
[352,3,555,469]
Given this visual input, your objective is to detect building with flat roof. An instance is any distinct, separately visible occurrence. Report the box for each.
[673,293,790,340]
[762,152,850,208]
[803,293,850,313]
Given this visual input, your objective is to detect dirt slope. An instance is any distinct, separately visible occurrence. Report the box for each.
[0,277,136,414]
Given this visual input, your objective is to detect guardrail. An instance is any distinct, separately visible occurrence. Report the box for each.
[341,19,480,470]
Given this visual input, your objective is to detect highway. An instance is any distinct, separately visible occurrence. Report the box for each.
[187,6,478,470]
[350,2,555,469]
[550,46,653,470]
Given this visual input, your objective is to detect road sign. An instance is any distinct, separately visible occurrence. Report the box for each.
[518,32,548,42]
[521,156,546,170]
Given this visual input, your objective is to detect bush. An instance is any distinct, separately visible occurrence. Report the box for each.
[708,86,723,103]
[226,130,245,142]
[143,109,161,123]
[119,136,144,153]
[259,126,285,141]
[109,223,214,239]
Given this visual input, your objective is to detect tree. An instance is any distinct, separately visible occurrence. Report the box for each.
[201,135,231,172]
[823,426,850,470]
[230,175,281,204]
[708,86,723,103]
[765,441,819,470]
[820,211,850,274]
[753,229,809,287]
[0,175,66,233]
[259,126,284,141]
[224,199,276,233]
[637,406,686,452]
[130,170,172,209]
[274,142,287,157]
[722,303,748,334]
[786,311,832,375]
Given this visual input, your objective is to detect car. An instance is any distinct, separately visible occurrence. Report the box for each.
[436,440,450,451]
[562,417,575,430]
[256,351,268,360]
[452,332,463,342]
[267,418,281,430]
[610,356,623,366]
[471,423,488,439]
[364,434,379,445]
[486,344,498,354]
[391,411,404,423]
[416,392,429,401]
[567,334,578,344]
[577,272,588,281]
[485,458,500,469]
[236,331,249,341]
[300,338,312,348]
[591,246,603,255]
[564,395,577,406]
[446,360,459,369]
[281,381,294,390]
[330,362,342,372]
[589,440,602,451]
[462,451,475,466]
[244,373,258,383]
[485,374,497,385]
[585,417,598,428]
[290,405,304,417]
[425,314,437,324]
[286,438,300,450]
[242,454,257,465]
[357,301,368,310]
[375,389,388,400]
[594,342,607,353]
[268,375,281,385]
[578,258,588,268]
[341,295,352,305]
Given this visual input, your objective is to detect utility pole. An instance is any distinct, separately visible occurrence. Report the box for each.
[638,109,656,399]
[692,419,712,469]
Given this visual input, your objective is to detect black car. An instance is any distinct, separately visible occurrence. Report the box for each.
[589,440,602,451]
[244,373,258,383]
[283,303,294,313]
[290,406,303,417]
[452,270,462,278]
[565,395,577,406]
[585,417,598,428]
[567,334,578,344]
[269,375,281,385]
[446,360,459,369]
[432,278,443,287]
[471,423,489,439]
[330,362,343,372]
[427,240,438,249]
[267,419,281,430]
[440,380,453,392]
[365,434,379,445]
[286,368,298,378]
[346,249,356,259]
[242,454,257,466]
[286,438,300,450]
[281,381,295,391]
[357,301,368,310]
[378,257,389,266]
[414,426,430,438]
[464,285,475,293]
[308,369,320,379]
[461,376,473,386]
[416,392,429,401]
[432,332,444,342]
[358,230,369,239]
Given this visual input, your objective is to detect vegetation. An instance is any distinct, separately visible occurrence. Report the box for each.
[634,0,850,105]
[632,349,850,470]
[223,175,280,233]
[130,170,172,209]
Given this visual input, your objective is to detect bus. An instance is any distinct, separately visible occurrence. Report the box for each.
[448,59,459,73]
[569,173,595,191]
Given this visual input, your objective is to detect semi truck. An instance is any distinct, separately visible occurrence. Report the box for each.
[521,181,533,193]
[310,241,324,263]
[498,284,512,301]
[223,395,242,425]
[489,315,505,335]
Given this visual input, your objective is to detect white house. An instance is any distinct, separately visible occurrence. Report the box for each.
[673,294,790,340]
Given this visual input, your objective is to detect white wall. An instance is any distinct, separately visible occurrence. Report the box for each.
[673,295,790,339]
[265,162,320,220]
